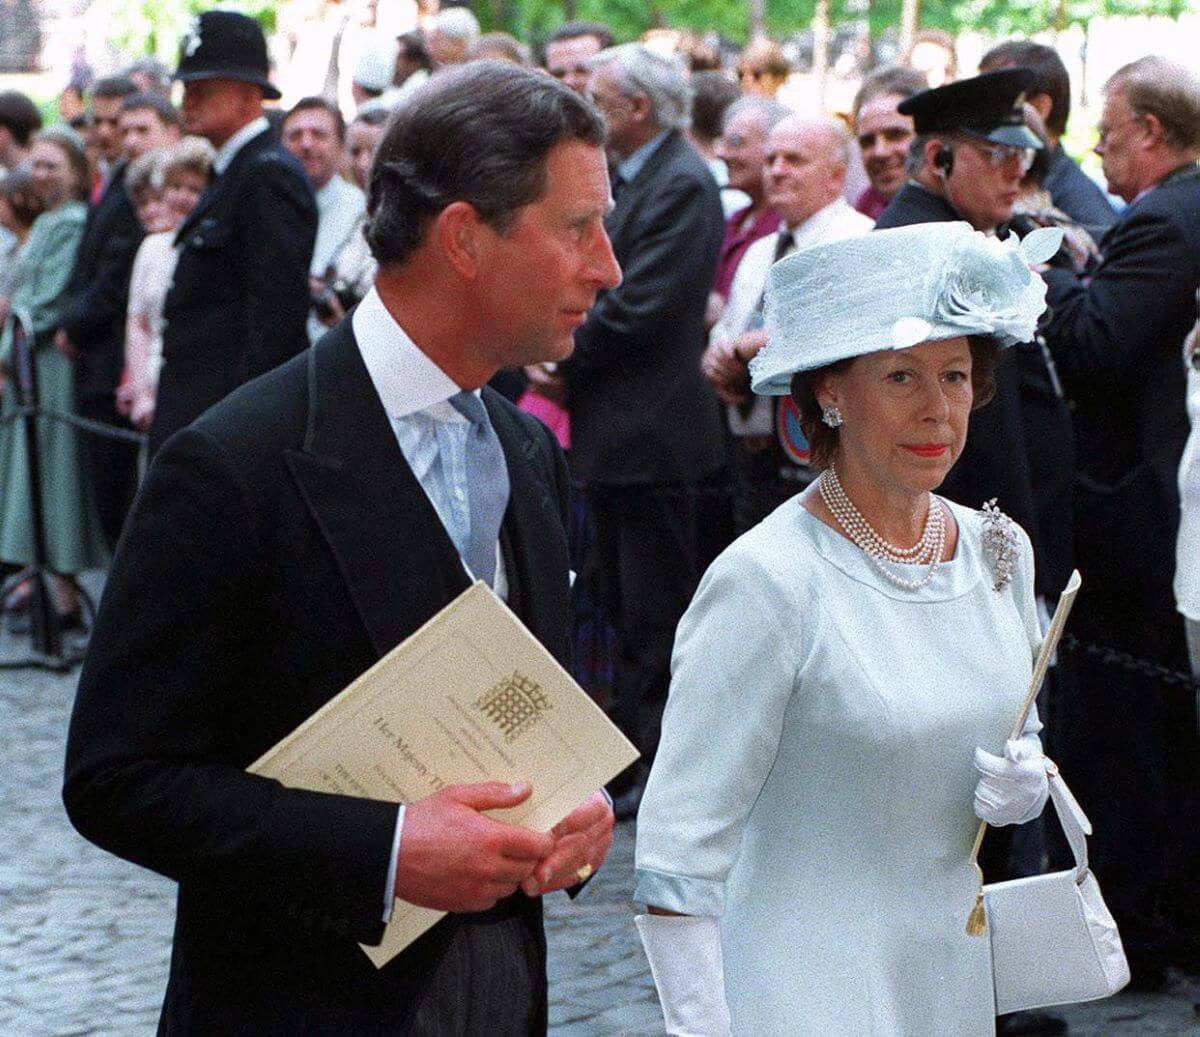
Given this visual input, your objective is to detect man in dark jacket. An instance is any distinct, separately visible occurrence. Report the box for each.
[56,85,180,546]
[978,40,1116,235]
[549,44,725,816]
[1039,56,1200,987]
[149,11,316,455]
[64,62,618,1035]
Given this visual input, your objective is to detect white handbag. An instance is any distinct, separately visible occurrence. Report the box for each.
[983,763,1130,1014]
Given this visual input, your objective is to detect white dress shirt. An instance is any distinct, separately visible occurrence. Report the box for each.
[352,286,509,918]
[308,176,367,342]
[211,116,271,176]
[1177,318,1200,622]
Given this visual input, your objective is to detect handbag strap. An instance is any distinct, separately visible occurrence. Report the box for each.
[1046,764,1093,883]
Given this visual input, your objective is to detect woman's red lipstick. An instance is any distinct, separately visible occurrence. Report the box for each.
[903,443,949,457]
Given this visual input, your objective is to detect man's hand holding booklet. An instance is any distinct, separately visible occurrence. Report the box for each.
[248,581,639,968]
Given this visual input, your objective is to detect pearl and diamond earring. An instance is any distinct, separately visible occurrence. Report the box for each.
[822,405,843,428]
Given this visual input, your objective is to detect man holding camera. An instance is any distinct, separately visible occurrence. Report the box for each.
[281,95,366,344]
[149,11,316,455]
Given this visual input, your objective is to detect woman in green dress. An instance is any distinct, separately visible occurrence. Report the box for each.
[0,128,110,626]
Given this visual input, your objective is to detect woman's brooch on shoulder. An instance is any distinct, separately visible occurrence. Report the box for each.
[980,499,1018,592]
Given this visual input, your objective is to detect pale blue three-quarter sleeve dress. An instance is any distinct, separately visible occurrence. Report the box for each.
[634,496,1043,1035]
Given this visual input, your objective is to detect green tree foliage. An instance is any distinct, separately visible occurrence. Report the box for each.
[482,0,1197,45]
[99,0,277,62]
[103,0,1199,63]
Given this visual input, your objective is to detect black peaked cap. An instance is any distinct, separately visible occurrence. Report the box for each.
[899,67,1043,150]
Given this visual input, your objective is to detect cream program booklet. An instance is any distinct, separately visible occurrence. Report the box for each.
[247,581,639,969]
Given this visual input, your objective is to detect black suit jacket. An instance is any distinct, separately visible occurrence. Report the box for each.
[63,321,572,1034]
[58,162,144,402]
[150,127,316,454]
[875,182,1077,595]
[1042,144,1116,236]
[1042,162,1200,598]
[564,130,726,484]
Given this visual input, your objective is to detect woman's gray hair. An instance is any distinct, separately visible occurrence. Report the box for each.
[588,44,692,132]
[1105,56,1200,153]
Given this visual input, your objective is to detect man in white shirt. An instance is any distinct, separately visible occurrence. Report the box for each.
[701,114,872,530]
[65,61,619,1035]
[281,95,366,343]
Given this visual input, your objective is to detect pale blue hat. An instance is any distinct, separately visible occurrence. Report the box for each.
[748,221,1062,396]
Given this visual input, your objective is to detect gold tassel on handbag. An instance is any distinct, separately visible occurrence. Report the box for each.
[966,860,987,936]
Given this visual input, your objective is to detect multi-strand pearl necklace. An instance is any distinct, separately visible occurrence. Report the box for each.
[819,465,946,591]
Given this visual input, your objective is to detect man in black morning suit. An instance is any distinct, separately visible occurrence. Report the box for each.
[56,86,181,546]
[553,45,725,815]
[1039,56,1200,986]
[53,76,141,547]
[63,63,618,1035]
[148,11,315,455]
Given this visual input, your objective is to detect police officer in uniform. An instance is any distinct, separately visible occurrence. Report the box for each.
[876,69,1076,603]
[150,11,316,455]
[876,70,1074,1037]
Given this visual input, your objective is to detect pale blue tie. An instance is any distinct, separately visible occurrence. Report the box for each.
[447,391,510,587]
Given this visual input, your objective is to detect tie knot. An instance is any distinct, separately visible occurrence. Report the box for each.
[448,389,488,429]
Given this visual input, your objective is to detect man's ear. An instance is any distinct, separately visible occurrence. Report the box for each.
[629,90,653,128]
[924,135,948,175]
[1028,92,1054,126]
[1139,111,1166,152]
[434,200,485,280]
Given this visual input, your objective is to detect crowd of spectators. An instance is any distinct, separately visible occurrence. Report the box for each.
[0,10,1198,1026]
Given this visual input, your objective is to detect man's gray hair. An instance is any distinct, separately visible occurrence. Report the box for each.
[723,96,790,134]
[589,43,691,131]
[433,6,480,46]
[1105,55,1200,153]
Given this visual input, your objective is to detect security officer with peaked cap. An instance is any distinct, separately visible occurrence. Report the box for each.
[149,9,316,455]
[875,66,1075,606]
[877,72,1078,1037]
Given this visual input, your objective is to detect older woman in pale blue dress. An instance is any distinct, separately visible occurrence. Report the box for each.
[633,223,1067,1035]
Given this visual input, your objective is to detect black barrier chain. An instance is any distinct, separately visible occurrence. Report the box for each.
[1061,633,1200,692]
[0,404,148,444]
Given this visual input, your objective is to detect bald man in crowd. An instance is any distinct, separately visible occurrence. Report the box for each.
[702,115,873,531]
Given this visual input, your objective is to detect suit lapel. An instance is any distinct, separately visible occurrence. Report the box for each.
[605,130,682,248]
[284,324,470,658]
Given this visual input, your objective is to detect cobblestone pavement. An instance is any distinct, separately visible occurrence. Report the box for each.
[3,633,1199,1036]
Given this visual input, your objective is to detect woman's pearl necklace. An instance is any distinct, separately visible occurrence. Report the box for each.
[819,465,946,591]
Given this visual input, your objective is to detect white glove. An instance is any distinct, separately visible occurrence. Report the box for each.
[635,913,732,1037]
[973,736,1051,826]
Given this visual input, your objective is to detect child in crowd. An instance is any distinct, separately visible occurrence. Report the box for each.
[117,137,212,432]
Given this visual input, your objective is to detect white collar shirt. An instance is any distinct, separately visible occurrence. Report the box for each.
[212,116,271,176]
[351,286,508,600]
[353,286,510,921]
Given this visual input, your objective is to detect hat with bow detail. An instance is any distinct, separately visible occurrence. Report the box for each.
[748,221,1063,396]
